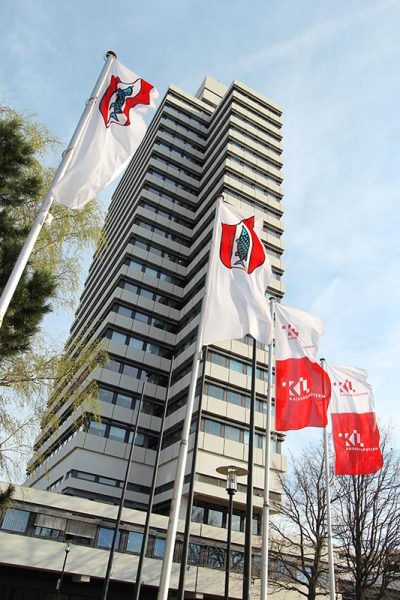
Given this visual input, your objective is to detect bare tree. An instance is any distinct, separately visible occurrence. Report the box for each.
[333,431,400,600]
[269,443,330,600]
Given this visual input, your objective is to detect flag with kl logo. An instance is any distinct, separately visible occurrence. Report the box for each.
[201,200,273,346]
[52,59,158,209]
[275,303,331,431]
[327,364,383,475]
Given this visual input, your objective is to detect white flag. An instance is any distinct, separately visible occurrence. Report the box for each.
[52,59,158,209]
[201,200,273,346]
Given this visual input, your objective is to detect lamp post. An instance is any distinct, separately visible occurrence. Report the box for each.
[216,465,248,600]
[56,541,71,598]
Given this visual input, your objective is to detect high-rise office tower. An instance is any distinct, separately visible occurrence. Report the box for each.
[27,76,286,535]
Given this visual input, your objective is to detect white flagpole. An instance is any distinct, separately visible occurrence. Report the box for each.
[260,296,275,600]
[320,358,336,600]
[157,195,223,600]
[0,50,117,328]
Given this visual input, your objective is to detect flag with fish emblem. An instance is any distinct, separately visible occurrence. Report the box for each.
[201,199,273,346]
[52,58,158,209]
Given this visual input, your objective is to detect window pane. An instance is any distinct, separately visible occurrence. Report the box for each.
[123,281,139,294]
[225,425,241,443]
[117,304,132,318]
[147,343,161,356]
[140,288,155,300]
[145,266,158,278]
[88,421,107,437]
[231,551,244,572]
[135,311,150,324]
[154,537,166,558]
[207,546,226,569]
[191,506,205,524]
[111,331,127,345]
[188,543,202,565]
[231,514,242,532]
[210,352,226,367]
[99,388,114,404]
[204,420,221,437]
[127,531,144,553]
[207,384,224,400]
[97,527,120,549]
[230,359,245,374]
[108,426,126,442]
[207,509,223,528]
[115,393,133,409]
[1,508,30,533]
[226,390,242,406]
[123,364,139,379]
[128,259,143,271]
[128,337,144,350]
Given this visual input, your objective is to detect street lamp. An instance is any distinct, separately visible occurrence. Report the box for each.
[216,465,248,600]
[56,541,71,598]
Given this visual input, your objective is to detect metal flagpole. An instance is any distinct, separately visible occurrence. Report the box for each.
[0,50,117,328]
[243,336,257,600]
[157,197,223,600]
[133,358,175,600]
[101,382,145,600]
[177,347,208,600]
[260,297,276,600]
[320,358,336,600]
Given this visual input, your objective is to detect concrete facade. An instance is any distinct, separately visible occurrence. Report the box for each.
[0,484,309,600]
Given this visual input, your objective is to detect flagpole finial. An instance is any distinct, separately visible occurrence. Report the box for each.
[105,50,117,60]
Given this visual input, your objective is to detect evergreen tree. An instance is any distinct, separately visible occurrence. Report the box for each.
[0,117,56,358]
[0,107,106,485]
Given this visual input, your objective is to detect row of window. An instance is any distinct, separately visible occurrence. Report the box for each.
[208,350,271,382]
[201,417,280,452]
[162,113,207,141]
[87,418,158,449]
[130,236,188,267]
[192,501,260,534]
[104,358,168,387]
[155,155,201,182]
[125,256,183,286]
[119,279,180,309]
[155,140,202,166]
[229,171,282,202]
[165,103,209,128]
[106,328,173,358]
[231,140,282,173]
[134,217,191,248]
[232,125,283,162]
[139,198,192,227]
[144,182,197,212]
[264,224,282,240]
[226,188,283,220]
[1,507,288,578]
[158,125,203,153]
[98,385,163,416]
[230,154,282,187]
[65,469,150,495]
[113,302,178,333]
[204,381,273,415]
[149,168,197,197]
[232,112,282,153]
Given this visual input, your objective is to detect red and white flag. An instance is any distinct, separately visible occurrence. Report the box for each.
[52,59,158,209]
[327,364,383,475]
[202,200,273,346]
[275,303,331,431]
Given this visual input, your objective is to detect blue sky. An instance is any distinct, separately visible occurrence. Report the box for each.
[1,0,400,452]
